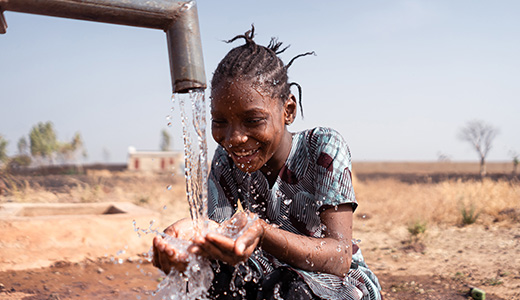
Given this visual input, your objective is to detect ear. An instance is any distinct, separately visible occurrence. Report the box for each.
[283,94,297,125]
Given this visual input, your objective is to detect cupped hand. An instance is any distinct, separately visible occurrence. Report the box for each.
[194,212,265,266]
[152,218,200,274]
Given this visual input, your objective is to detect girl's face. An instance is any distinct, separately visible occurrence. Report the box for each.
[211,79,297,174]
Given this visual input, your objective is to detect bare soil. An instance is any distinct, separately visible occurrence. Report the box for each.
[0,258,509,300]
[1,169,519,299]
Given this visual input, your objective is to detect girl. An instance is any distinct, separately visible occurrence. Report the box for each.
[153,26,381,300]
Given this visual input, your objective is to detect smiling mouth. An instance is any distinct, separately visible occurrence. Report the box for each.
[233,149,259,158]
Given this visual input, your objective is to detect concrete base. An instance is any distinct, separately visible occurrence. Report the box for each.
[0,202,159,271]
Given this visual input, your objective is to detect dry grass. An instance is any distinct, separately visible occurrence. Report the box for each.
[353,161,514,174]
[2,165,518,231]
[353,176,520,230]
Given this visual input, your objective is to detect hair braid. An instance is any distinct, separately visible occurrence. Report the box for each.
[211,25,313,117]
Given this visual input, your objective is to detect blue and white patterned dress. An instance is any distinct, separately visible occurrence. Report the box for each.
[208,127,382,300]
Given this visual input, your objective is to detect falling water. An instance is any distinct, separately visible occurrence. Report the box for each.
[147,90,212,300]
[146,90,259,299]
[176,90,209,233]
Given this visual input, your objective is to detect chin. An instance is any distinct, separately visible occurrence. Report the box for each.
[235,162,260,173]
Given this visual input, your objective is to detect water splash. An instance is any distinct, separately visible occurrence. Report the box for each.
[133,219,213,299]
[177,91,209,233]
[150,90,258,299]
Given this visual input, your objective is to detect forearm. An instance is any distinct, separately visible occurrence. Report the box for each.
[260,220,352,277]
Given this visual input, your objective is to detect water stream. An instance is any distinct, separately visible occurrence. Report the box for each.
[147,90,255,299]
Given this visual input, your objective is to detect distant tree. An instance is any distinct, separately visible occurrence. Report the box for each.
[17,137,29,155]
[160,129,172,151]
[458,120,499,177]
[102,147,111,163]
[437,152,451,162]
[0,135,8,165]
[509,150,519,176]
[29,121,59,164]
[57,132,87,164]
[8,155,32,169]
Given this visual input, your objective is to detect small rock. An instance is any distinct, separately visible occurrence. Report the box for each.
[48,293,60,300]
[106,275,115,281]
[96,267,105,274]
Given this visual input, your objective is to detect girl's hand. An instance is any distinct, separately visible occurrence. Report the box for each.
[152,218,201,274]
[195,212,265,265]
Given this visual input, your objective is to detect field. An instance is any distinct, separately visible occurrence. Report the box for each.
[0,161,519,299]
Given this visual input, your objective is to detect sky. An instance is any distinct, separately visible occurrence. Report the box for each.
[1,0,519,164]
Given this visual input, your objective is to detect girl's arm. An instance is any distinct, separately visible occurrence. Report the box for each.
[261,203,353,277]
[199,203,353,277]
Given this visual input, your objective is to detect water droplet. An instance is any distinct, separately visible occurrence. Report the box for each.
[163,205,167,210]
[167,122,172,127]
[166,185,172,190]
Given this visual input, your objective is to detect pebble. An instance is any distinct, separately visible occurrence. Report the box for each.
[96,267,105,274]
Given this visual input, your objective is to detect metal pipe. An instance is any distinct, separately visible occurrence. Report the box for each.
[0,0,206,93]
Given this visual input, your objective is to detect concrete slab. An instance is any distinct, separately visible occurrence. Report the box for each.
[0,202,160,271]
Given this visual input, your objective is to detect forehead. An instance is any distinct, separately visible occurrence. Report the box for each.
[211,79,278,110]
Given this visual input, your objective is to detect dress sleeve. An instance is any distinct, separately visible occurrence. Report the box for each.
[311,127,357,212]
[207,146,238,222]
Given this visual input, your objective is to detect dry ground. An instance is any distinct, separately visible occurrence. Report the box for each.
[0,162,519,299]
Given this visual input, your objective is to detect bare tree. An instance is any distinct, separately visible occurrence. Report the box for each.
[458,120,499,177]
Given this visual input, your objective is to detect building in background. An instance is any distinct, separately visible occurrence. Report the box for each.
[127,147,184,174]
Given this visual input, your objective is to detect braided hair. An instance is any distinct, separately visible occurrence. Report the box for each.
[211,25,314,117]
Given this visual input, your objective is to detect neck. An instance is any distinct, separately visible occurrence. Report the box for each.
[260,129,293,186]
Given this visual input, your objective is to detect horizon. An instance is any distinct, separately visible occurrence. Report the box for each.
[1,1,519,164]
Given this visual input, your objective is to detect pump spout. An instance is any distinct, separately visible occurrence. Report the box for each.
[0,0,206,93]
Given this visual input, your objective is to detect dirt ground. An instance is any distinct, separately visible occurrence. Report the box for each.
[1,224,517,299]
[0,255,510,300]
[1,171,519,299]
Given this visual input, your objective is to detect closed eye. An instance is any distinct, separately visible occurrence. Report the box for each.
[245,118,266,127]
[246,118,263,124]
[211,119,227,126]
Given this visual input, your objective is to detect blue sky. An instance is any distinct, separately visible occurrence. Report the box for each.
[1,1,519,163]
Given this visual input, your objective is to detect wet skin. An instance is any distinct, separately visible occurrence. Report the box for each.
[210,79,297,185]
[153,79,354,278]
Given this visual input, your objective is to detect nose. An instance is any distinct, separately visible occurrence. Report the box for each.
[226,125,248,148]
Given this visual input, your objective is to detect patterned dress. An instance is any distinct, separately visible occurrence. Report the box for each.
[208,127,382,300]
